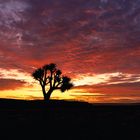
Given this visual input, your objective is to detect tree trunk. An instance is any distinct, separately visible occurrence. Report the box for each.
[45,89,53,100]
[41,86,47,100]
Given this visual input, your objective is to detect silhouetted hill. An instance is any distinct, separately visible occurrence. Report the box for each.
[0,98,140,140]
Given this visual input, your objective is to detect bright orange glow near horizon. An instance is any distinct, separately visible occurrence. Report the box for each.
[0,0,140,103]
[0,68,140,103]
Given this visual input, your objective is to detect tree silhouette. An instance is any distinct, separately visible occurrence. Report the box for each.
[32,63,73,100]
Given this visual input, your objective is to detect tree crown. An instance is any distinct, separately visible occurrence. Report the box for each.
[32,63,73,92]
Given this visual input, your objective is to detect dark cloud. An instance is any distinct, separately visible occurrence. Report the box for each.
[75,81,140,97]
[107,73,140,83]
[0,78,27,90]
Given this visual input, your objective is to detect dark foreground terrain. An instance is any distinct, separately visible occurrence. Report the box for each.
[0,99,140,140]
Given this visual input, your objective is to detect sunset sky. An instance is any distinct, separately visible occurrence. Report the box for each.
[0,0,140,103]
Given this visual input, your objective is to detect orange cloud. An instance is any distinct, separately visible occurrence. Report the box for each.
[0,78,27,90]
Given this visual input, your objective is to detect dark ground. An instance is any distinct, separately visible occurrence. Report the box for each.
[0,99,140,140]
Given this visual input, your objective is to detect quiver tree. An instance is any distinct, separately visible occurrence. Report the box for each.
[32,63,73,100]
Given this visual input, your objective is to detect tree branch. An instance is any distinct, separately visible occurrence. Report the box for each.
[53,74,57,88]
[55,81,62,88]
[45,80,50,86]
[55,87,61,89]
[44,69,47,83]
[49,70,53,88]
[39,80,43,87]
